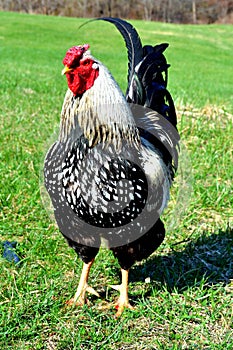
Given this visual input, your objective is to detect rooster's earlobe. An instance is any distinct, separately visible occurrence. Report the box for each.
[92,62,99,70]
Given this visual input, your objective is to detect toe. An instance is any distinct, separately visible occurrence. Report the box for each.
[65,297,85,307]
[114,300,134,317]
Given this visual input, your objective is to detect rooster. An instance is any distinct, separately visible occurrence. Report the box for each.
[44,18,179,317]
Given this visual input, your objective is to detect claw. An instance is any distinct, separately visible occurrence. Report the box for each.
[86,285,100,298]
[110,284,121,291]
[115,299,134,318]
[65,297,84,307]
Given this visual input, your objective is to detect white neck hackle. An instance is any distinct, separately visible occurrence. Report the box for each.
[59,57,140,150]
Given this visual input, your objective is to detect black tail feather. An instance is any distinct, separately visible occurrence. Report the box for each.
[96,17,143,95]
[84,18,177,128]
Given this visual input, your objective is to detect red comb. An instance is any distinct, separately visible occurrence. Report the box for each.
[63,44,90,66]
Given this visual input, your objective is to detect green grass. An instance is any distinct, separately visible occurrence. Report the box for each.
[0,11,232,349]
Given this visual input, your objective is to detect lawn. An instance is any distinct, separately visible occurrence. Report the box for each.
[0,11,232,349]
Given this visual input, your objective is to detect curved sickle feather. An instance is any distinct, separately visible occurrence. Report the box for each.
[79,18,143,95]
[96,17,143,94]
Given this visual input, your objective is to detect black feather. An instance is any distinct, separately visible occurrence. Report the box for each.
[127,43,178,129]
[96,17,143,95]
[80,18,177,128]
[111,218,165,270]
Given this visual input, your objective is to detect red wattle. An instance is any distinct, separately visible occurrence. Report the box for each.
[66,66,99,96]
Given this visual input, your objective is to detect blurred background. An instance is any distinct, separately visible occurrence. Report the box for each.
[0,0,232,24]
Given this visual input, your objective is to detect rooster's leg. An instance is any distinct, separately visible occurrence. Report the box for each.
[66,259,100,306]
[111,268,134,317]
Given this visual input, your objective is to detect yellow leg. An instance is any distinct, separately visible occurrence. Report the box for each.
[111,268,134,317]
[66,259,100,306]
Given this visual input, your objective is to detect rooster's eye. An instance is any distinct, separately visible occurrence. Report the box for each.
[82,59,90,66]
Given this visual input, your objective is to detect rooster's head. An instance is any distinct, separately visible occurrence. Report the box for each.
[62,44,99,96]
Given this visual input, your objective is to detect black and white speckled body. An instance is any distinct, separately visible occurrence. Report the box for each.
[44,56,175,268]
[44,20,178,273]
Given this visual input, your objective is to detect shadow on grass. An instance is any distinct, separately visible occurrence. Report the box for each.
[130,226,233,293]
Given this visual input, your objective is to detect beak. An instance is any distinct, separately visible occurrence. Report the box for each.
[61,65,73,75]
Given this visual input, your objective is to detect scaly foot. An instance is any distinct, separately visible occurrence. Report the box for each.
[110,283,134,317]
[66,283,100,306]
[65,260,99,307]
[114,297,134,317]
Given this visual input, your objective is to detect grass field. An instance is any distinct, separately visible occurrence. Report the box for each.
[0,11,232,349]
